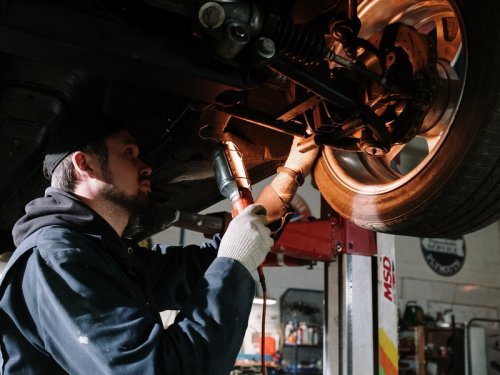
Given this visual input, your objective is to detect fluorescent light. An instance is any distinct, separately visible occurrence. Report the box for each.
[253,297,277,305]
[253,279,278,305]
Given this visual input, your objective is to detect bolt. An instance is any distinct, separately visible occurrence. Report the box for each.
[255,37,275,59]
[336,242,343,253]
[359,136,389,156]
[386,51,396,68]
[198,2,225,30]
[230,24,248,41]
[361,143,387,156]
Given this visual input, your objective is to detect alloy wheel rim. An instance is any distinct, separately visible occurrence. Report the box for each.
[323,0,466,195]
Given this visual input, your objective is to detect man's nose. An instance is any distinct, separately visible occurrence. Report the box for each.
[138,159,152,177]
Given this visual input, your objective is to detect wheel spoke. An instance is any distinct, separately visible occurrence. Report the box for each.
[434,15,462,64]
[360,153,402,181]
[380,143,406,167]
[423,133,441,151]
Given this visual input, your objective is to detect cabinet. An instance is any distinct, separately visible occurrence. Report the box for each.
[280,289,323,375]
[399,326,464,375]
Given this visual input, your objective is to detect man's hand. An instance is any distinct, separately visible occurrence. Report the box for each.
[217,204,274,272]
[283,136,319,179]
[271,136,319,202]
[256,136,319,225]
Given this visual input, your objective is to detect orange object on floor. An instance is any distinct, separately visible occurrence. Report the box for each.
[260,336,276,355]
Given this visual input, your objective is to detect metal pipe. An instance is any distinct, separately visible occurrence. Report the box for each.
[347,0,358,23]
[268,57,362,111]
[217,106,306,137]
[173,210,226,235]
[323,50,387,85]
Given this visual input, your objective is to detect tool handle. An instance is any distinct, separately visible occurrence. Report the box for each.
[211,141,255,216]
[231,188,254,217]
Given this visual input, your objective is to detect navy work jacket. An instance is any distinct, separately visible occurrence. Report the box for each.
[0,189,254,375]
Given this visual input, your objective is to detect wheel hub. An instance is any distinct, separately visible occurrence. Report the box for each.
[311,22,439,156]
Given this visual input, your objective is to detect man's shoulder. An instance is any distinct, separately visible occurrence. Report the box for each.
[1,227,102,291]
[27,225,102,261]
[35,225,96,244]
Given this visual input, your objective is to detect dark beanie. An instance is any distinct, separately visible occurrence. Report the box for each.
[43,112,125,178]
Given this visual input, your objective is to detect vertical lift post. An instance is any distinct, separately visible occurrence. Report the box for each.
[271,201,399,375]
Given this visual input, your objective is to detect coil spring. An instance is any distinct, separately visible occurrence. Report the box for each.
[262,14,326,65]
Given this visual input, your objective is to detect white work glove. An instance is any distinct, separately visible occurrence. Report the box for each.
[217,204,274,273]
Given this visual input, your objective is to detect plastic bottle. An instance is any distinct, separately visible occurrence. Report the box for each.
[284,320,295,344]
[284,321,294,341]
[299,322,309,345]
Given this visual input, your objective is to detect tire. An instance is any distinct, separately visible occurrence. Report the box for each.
[314,0,500,237]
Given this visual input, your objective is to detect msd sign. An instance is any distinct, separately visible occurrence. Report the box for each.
[382,255,396,303]
[377,234,398,375]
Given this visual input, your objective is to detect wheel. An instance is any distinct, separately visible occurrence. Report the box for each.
[314,0,500,237]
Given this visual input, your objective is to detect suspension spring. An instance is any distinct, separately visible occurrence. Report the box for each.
[261,14,326,65]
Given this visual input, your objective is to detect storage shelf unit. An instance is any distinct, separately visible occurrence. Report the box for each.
[399,325,464,375]
[280,289,324,375]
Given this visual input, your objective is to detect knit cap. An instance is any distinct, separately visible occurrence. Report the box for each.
[43,112,124,177]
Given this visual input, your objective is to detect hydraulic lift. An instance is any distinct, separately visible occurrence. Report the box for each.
[169,141,399,374]
[169,198,399,374]
[268,201,399,375]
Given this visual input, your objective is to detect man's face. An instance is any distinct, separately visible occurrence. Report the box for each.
[97,131,152,216]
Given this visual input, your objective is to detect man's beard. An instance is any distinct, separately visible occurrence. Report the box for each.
[100,169,150,216]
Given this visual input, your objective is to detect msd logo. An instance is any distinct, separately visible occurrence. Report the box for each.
[382,256,396,303]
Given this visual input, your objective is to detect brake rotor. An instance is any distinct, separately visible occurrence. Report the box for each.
[359,22,439,145]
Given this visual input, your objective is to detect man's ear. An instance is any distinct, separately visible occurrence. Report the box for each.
[72,151,98,178]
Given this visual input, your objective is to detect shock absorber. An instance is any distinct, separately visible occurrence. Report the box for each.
[260,11,384,84]
[261,13,327,65]
[260,11,386,92]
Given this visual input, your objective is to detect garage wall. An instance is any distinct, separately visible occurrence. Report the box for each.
[396,222,500,287]
[396,221,500,323]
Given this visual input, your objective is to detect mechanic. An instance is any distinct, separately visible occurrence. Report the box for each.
[0,111,318,374]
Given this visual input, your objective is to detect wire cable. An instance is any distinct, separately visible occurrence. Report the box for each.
[257,265,267,375]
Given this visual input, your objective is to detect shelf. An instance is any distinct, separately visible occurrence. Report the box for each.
[399,354,417,360]
[280,289,324,373]
[398,326,465,375]
[283,344,322,348]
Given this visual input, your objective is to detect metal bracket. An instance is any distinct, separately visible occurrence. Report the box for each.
[270,212,376,262]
